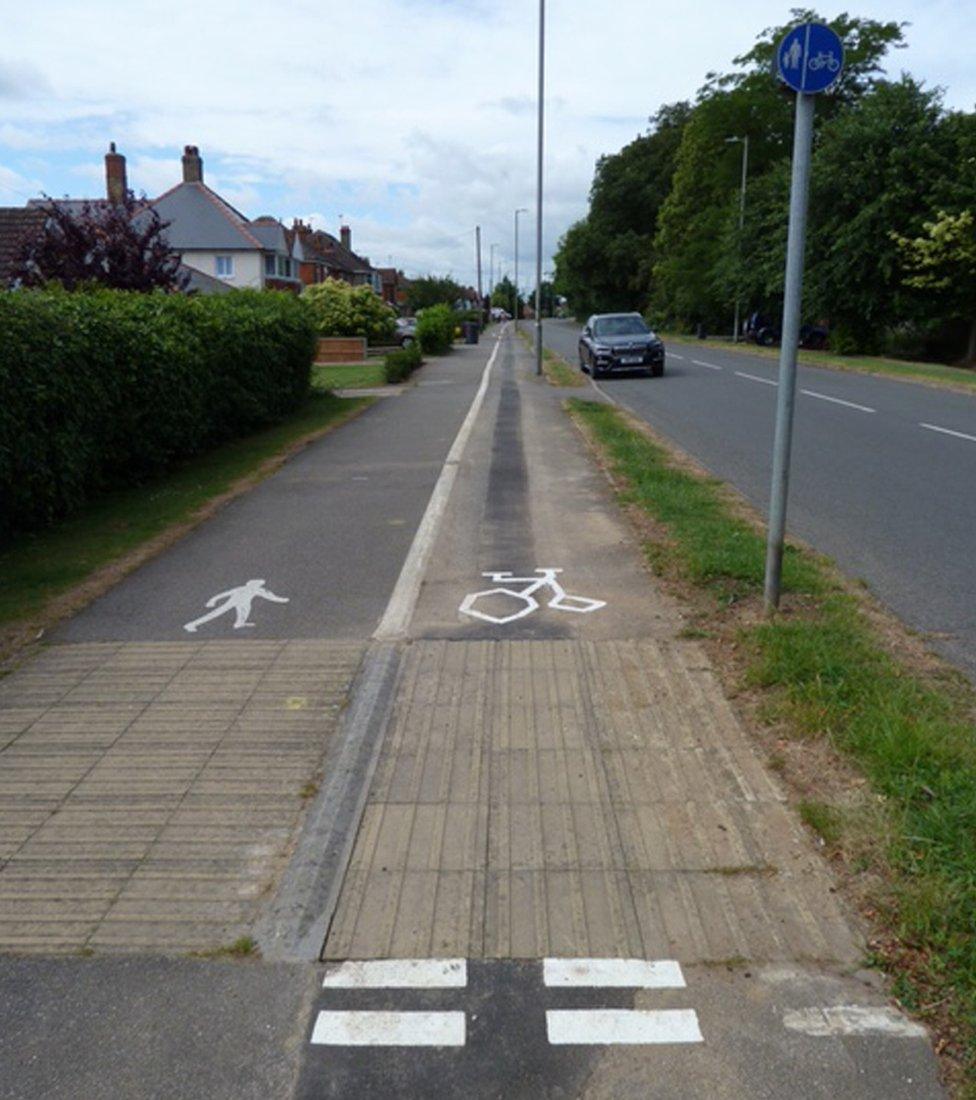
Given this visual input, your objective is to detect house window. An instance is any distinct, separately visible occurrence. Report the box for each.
[215,255,234,278]
[265,255,276,277]
[275,255,292,278]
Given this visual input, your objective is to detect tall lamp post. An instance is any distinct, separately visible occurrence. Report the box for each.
[726,135,749,341]
[533,0,546,375]
[514,207,527,324]
[489,243,498,304]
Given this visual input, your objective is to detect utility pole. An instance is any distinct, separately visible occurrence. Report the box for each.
[489,244,497,304]
[514,207,527,324]
[726,135,749,341]
[534,0,546,375]
[475,225,483,321]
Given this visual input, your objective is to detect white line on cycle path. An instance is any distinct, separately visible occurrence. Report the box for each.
[374,332,502,640]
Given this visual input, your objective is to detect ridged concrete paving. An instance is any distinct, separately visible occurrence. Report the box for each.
[324,637,858,963]
[0,640,362,953]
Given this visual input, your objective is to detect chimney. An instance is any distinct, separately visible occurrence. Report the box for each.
[181,145,203,183]
[105,142,127,204]
[340,225,351,251]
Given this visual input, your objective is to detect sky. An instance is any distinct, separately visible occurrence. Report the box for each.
[1,1,972,290]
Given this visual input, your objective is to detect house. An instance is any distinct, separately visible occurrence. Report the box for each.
[376,266,409,310]
[148,147,300,291]
[0,207,45,287]
[291,220,381,293]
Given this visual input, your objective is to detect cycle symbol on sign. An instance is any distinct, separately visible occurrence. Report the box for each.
[459,568,606,626]
[807,50,840,72]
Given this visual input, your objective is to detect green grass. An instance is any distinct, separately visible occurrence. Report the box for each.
[0,390,370,629]
[660,331,976,394]
[570,397,976,1087]
[517,328,586,387]
[312,362,387,389]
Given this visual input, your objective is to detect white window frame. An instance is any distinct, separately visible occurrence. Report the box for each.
[215,255,234,279]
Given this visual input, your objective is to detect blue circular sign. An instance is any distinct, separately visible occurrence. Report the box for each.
[777,22,845,94]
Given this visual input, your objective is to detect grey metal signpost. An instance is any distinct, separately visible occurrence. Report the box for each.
[763,22,844,613]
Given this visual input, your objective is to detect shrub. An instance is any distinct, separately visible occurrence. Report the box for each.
[416,304,457,355]
[301,278,396,344]
[0,287,315,538]
[384,343,423,383]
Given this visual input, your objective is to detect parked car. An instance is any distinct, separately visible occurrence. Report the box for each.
[578,313,665,378]
[394,317,417,346]
[744,311,829,350]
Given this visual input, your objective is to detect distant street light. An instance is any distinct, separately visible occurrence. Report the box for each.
[514,207,527,321]
[534,0,546,375]
[489,243,498,301]
[726,135,749,341]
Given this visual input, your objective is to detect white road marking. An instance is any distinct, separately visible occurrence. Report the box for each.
[735,370,777,386]
[783,1006,927,1039]
[668,352,685,360]
[374,332,502,640]
[459,568,605,626]
[547,1009,703,1045]
[801,389,875,413]
[920,421,976,444]
[543,958,685,989]
[311,1010,466,1047]
[692,359,723,370]
[321,959,467,989]
[183,579,289,633]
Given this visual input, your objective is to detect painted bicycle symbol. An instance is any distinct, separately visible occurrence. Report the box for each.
[808,50,840,72]
[458,568,606,626]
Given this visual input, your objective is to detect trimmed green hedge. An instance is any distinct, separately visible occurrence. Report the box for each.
[416,304,457,355]
[384,343,422,383]
[0,287,316,538]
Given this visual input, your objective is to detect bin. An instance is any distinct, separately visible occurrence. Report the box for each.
[463,321,480,345]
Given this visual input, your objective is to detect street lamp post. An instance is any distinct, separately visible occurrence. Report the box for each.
[726,135,749,341]
[489,243,498,304]
[514,207,527,324]
[534,0,545,376]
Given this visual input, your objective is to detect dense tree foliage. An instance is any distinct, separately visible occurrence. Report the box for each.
[405,275,466,312]
[554,9,976,361]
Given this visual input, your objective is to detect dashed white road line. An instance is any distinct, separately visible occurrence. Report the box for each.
[920,421,976,444]
[735,370,777,386]
[547,1009,703,1045]
[801,389,875,413]
[783,1006,927,1039]
[311,1011,466,1047]
[322,959,467,989]
[543,958,685,989]
[692,359,723,370]
[668,352,684,359]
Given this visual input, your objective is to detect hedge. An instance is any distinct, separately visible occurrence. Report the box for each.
[384,343,423,383]
[0,287,316,538]
[416,304,457,355]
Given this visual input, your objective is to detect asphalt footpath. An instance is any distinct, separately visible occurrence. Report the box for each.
[0,329,947,1098]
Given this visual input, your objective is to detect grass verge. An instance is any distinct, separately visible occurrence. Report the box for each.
[516,328,587,387]
[0,388,371,657]
[660,331,976,395]
[313,362,387,389]
[568,397,976,1094]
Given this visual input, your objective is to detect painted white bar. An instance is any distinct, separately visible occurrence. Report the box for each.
[692,359,723,371]
[801,389,875,413]
[311,1010,466,1047]
[920,421,976,444]
[543,958,685,989]
[735,370,777,386]
[547,1009,703,1045]
[374,332,502,640]
[783,1006,927,1039]
[322,959,467,989]
[668,352,684,360]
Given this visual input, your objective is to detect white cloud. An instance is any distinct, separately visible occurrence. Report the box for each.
[1,0,972,284]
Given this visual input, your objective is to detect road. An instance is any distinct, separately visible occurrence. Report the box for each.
[0,329,944,1098]
[541,319,976,679]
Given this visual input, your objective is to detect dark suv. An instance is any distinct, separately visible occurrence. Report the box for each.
[579,313,665,378]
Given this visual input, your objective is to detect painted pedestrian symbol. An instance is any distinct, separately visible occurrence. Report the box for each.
[459,568,605,626]
[183,578,289,633]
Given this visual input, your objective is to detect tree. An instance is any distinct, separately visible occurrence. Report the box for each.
[13,193,187,292]
[894,210,976,363]
[491,276,523,317]
[301,278,396,343]
[405,275,465,313]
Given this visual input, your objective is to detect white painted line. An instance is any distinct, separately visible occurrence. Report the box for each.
[322,959,467,989]
[783,1006,927,1039]
[801,389,875,413]
[543,958,685,989]
[735,370,777,386]
[692,359,723,371]
[920,421,976,444]
[311,1010,466,1047]
[374,332,502,640]
[668,352,685,360]
[547,1009,703,1045]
